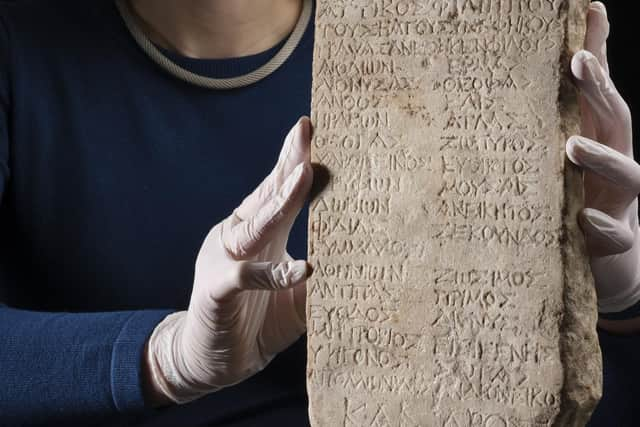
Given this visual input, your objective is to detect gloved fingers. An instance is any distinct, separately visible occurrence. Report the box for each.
[571,50,632,150]
[579,208,636,256]
[253,286,307,361]
[566,136,640,199]
[584,2,610,74]
[237,260,310,292]
[235,117,312,221]
[282,252,308,324]
[578,95,597,142]
[223,162,313,259]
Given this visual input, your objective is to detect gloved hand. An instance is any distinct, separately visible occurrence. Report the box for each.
[144,117,313,404]
[566,2,640,314]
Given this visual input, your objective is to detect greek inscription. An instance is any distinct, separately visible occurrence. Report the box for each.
[308,0,598,425]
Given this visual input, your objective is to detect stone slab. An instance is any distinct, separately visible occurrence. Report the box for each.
[307,1,601,426]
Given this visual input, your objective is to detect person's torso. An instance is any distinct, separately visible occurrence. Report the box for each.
[0,1,314,425]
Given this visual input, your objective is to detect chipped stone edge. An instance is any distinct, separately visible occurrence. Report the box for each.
[554,1,603,426]
[306,1,328,424]
[306,1,603,425]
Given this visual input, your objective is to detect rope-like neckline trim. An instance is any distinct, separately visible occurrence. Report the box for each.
[115,0,312,90]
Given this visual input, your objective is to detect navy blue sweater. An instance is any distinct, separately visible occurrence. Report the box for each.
[0,1,637,426]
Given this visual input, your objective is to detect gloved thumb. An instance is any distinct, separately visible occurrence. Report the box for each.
[237,260,310,292]
[579,208,635,256]
[223,161,313,259]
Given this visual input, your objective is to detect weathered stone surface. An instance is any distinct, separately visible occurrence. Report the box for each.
[307,0,601,426]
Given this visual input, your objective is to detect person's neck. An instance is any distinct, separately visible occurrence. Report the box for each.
[128,0,302,59]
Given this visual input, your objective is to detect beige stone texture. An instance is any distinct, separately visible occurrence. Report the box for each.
[307,1,601,426]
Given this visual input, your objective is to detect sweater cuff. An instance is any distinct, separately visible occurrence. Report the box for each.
[110,310,174,413]
[599,298,640,321]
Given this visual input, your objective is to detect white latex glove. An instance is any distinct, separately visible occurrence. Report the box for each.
[566,2,640,314]
[145,117,313,404]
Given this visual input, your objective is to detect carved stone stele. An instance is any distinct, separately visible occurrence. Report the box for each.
[307,1,601,426]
